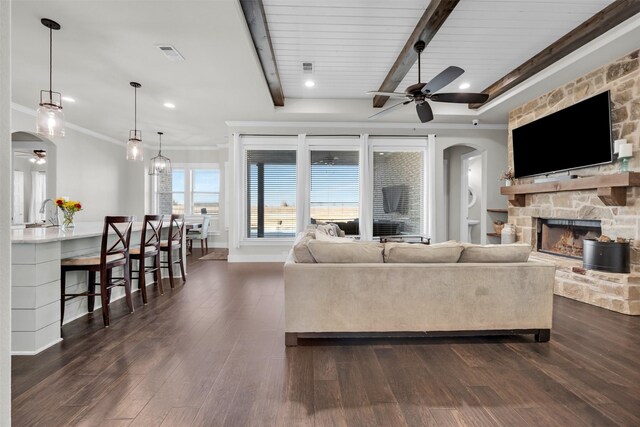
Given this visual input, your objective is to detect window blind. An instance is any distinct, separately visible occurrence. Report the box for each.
[246,150,297,238]
[310,150,359,234]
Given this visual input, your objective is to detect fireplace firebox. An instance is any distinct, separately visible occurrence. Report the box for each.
[537,218,601,259]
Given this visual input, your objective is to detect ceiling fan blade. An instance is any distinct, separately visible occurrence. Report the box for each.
[416,102,433,123]
[368,100,411,120]
[422,66,464,94]
[366,91,407,98]
[430,92,489,104]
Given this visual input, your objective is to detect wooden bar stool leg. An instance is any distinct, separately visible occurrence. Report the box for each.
[155,253,164,295]
[201,239,204,254]
[124,260,134,314]
[178,247,186,283]
[60,270,67,326]
[205,238,208,253]
[139,256,148,304]
[88,271,96,312]
[99,266,110,327]
[167,249,175,289]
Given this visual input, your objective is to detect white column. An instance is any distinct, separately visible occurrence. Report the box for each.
[0,0,13,422]
[296,133,309,231]
[359,134,373,240]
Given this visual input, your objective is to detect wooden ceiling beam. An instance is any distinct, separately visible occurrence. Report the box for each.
[239,0,285,107]
[373,0,460,108]
[469,0,640,109]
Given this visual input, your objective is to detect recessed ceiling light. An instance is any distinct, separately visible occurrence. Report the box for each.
[459,82,471,90]
[61,96,75,103]
[304,80,315,88]
[164,102,176,109]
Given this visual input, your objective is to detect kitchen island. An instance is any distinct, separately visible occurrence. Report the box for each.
[11,222,185,355]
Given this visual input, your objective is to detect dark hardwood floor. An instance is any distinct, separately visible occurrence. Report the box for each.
[12,250,640,426]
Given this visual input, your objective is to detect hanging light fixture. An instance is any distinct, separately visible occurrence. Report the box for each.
[126,82,143,161]
[149,132,172,175]
[36,18,65,138]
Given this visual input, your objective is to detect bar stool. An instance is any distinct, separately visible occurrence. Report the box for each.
[129,215,163,304]
[160,214,186,288]
[60,216,134,327]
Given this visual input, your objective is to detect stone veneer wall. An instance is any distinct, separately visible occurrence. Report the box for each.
[508,49,640,315]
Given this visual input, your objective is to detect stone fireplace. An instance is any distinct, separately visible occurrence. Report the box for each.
[507,49,640,315]
[537,218,601,259]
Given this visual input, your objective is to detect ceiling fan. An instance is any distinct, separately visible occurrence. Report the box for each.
[368,40,489,123]
[15,149,47,165]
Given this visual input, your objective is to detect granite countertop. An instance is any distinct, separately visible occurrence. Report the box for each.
[11,222,144,244]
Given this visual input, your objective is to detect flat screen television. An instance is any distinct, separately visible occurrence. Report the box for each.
[512,91,613,178]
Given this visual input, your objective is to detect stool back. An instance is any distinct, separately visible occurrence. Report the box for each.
[101,216,134,265]
[141,215,163,250]
[167,214,184,249]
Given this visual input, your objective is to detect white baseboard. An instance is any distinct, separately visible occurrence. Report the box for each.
[227,254,287,263]
[11,338,63,356]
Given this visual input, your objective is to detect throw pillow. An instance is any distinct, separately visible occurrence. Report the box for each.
[384,242,463,263]
[315,231,353,243]
[307,240,384,263]
[316,223,339,237]
[459,243,532,263]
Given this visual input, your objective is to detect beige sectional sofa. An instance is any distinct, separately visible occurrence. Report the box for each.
[284,234,556,346]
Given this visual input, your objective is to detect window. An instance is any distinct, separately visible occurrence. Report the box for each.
[310,150,359,234]
[171,169,185,214]
[192,169,220,215]
[155,165,220,228]
[246,150,297,238]
[373,151,424,236]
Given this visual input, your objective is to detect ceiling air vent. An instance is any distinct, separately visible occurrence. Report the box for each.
[155,44,185,62]
[302,62,313,74]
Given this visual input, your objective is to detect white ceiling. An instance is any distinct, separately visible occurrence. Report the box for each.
[10,0,637,147]
[265,0,613,99]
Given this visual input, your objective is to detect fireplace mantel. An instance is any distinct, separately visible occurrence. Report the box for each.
[500,172,640,207]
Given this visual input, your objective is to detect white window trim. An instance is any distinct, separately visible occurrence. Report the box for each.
[239,136,299,244]
[235,134,435,247]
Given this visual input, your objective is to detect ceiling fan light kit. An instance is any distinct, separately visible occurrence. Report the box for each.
[126,82,144,161]
[36,18,65,138]
[368,40,489,123]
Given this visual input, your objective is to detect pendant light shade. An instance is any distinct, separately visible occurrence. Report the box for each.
[126,82,143,161]
[36,18,65,138]
[149,132,172,175]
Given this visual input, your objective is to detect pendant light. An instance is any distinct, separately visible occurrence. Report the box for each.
[36,18,65,138]
[126,82,143,161]
[149,132,172,175]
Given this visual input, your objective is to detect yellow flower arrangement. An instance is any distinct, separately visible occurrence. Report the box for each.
[55,197,82,228]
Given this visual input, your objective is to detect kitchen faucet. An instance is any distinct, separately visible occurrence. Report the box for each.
[39,199,59,226]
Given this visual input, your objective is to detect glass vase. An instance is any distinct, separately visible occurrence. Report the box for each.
[61,211,75,229]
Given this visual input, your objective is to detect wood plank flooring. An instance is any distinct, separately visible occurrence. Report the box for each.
[12,252,640,426]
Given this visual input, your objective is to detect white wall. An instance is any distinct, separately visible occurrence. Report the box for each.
[1,0,12,423]
[433,129,508,243]
[11,108,141,221]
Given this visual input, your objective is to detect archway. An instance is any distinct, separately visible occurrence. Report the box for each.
[11,131,57,225]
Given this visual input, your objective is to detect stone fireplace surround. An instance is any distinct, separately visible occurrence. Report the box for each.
[507,49,640,315]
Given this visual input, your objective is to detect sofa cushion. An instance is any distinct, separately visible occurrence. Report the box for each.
[292,232,316,263]
[307,240,384,263]
[384,242,463,263]
[459,243,532,263]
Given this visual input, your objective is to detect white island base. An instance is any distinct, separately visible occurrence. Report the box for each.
[11,222,186,355]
